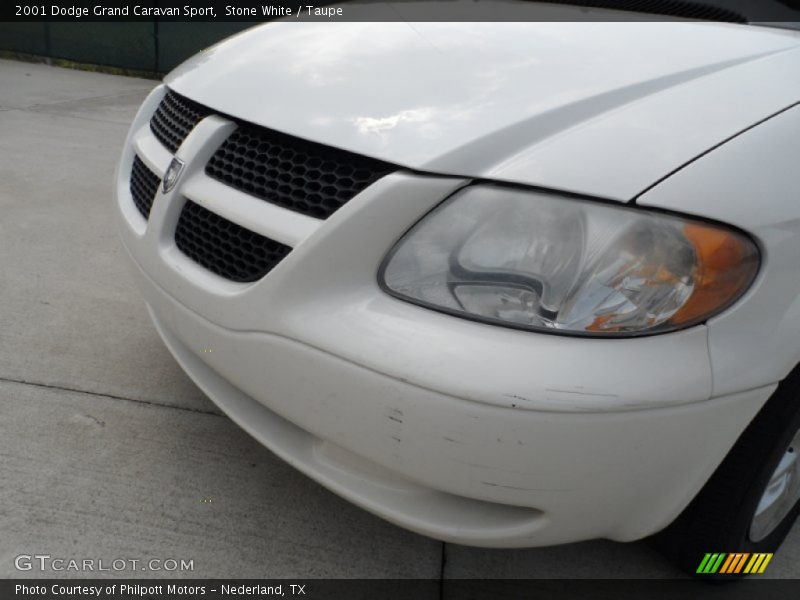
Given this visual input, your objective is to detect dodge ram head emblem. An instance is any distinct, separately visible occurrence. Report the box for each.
[162,157,185,193]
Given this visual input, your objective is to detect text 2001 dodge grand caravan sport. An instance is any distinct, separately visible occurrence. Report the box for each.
[116,8,800,575]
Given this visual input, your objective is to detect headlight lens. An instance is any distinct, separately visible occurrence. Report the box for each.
[380,185,759,336]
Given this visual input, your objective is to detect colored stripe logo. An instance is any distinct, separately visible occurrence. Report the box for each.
[696,552,773,574]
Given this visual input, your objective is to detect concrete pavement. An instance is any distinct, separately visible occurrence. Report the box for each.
[0,58,796,581]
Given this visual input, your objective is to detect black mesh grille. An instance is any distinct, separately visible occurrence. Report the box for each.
[174,201,292,282]
[150,90,212,153]
[130,156,160,220]
[205,124,396,219]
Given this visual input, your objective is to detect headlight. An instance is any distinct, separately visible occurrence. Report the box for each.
[380,185,759,336]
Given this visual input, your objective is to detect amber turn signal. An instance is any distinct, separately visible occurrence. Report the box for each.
[669,223,759,326]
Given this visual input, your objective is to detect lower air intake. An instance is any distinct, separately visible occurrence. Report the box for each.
[174,201,292,283]
[130,155,160,220]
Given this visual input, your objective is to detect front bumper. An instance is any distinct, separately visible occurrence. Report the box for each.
[116,85,774,547]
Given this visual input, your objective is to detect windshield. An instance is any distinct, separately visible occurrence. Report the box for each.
[534,0,800,29]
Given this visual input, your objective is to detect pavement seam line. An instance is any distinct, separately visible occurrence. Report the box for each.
[0,106,137,126]
[19,88,156,112]
[0,375,223,417]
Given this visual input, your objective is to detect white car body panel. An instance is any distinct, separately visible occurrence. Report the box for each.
[127,268,772,545]
[116,20,800,546]
[639,104,800,396]
[166,21,800,200]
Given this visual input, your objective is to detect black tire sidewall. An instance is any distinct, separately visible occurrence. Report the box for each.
[735,396,800,553]
[653,366,800,575]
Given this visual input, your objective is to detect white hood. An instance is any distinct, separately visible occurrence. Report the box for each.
[166,19,800,201]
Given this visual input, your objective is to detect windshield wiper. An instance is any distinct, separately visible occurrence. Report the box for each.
[532,0,748,23]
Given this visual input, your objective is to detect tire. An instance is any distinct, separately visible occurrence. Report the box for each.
[652,364,800,577]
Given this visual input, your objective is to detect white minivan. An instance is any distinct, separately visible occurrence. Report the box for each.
[117,4,800,575]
